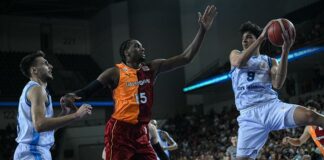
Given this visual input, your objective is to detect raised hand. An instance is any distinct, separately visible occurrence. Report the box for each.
[259,19,275,40]
[282,27,295,52]
[60,93,82,112]
[198,5,218,31]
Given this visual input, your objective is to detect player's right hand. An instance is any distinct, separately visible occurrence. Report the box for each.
[281,27,295,52]
[282,136,290,145]
[60,93,82,111]
[198,5,217,31]
[259,19,276,40]
[75,104,92,119]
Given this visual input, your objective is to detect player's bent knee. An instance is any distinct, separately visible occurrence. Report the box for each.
[294,106,317,125]
[304,109,318,124]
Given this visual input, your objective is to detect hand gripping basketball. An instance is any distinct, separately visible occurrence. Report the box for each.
[267,18,296,47]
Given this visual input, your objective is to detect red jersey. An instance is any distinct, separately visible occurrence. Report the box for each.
[309,126,324,156]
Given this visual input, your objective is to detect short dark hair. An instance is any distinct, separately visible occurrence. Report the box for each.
[20,50,45,78]
[119,39,135,63]
[240,21,262,38]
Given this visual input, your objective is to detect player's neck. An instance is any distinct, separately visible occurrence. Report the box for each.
[30,77,47,88]
[252,48,260,56]
[253,52,260,56]
[125,61,142,69]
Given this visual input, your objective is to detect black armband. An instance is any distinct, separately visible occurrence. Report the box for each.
[152,143,169,160]
[74,80,104,99]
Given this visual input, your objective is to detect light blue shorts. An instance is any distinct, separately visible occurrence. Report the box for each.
[236,99,298,159]
[14,143,52,160]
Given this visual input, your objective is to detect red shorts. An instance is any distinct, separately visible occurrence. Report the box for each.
[104,118,157,160]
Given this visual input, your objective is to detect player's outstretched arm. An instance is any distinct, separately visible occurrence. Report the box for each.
[60,67,118,110]
[29,86,92,132]
[282,126,310,146]
[230,20,274,68]
[151,5,217,75]
[271,27,295,89]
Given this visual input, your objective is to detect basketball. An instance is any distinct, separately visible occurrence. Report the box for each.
[267,18,296,47]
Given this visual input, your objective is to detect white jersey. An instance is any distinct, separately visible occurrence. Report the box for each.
[16,81,54,147]
[230,54,278,111]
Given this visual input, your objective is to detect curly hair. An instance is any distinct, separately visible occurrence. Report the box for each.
[119,39,135,63]
[240,21,262,38]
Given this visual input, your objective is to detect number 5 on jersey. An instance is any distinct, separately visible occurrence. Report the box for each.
[135,93,147,104]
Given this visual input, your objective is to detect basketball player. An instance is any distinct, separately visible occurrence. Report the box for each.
[282,100,324,156]
[229,20,324,160]
[61,5,217,160]
[150,120,177,160]
[148,120,169,160]
[14,51,92,160]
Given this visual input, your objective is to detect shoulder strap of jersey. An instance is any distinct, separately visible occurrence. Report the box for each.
[25,82,41,107]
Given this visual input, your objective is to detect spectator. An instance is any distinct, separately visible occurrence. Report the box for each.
[225,135,237,160]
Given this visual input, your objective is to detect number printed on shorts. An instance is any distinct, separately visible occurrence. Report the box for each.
[135,93,147,104]
[247,71,255,81]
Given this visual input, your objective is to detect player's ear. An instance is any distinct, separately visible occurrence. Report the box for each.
[124,51,129,57]
[31,67,37,74]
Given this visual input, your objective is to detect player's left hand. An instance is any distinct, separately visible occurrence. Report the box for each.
[198,5,218,31]
[60,93,81,113]
[259,19,276,40]
[60,102,71,115]
[281,27,295,52]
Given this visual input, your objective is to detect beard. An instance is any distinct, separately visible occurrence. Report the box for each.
[137,54,146,62]
[43,73,53,81]
[139,57,145,62]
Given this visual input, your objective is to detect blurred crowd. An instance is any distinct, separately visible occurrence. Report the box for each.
[164,107,238,160]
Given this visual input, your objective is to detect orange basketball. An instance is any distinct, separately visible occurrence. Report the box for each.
[267,19,296,47]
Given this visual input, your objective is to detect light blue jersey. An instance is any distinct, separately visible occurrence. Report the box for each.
[230,54,278,111]
[157,129,170,158]
[230,54,298,159]
[14,81,54,160]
